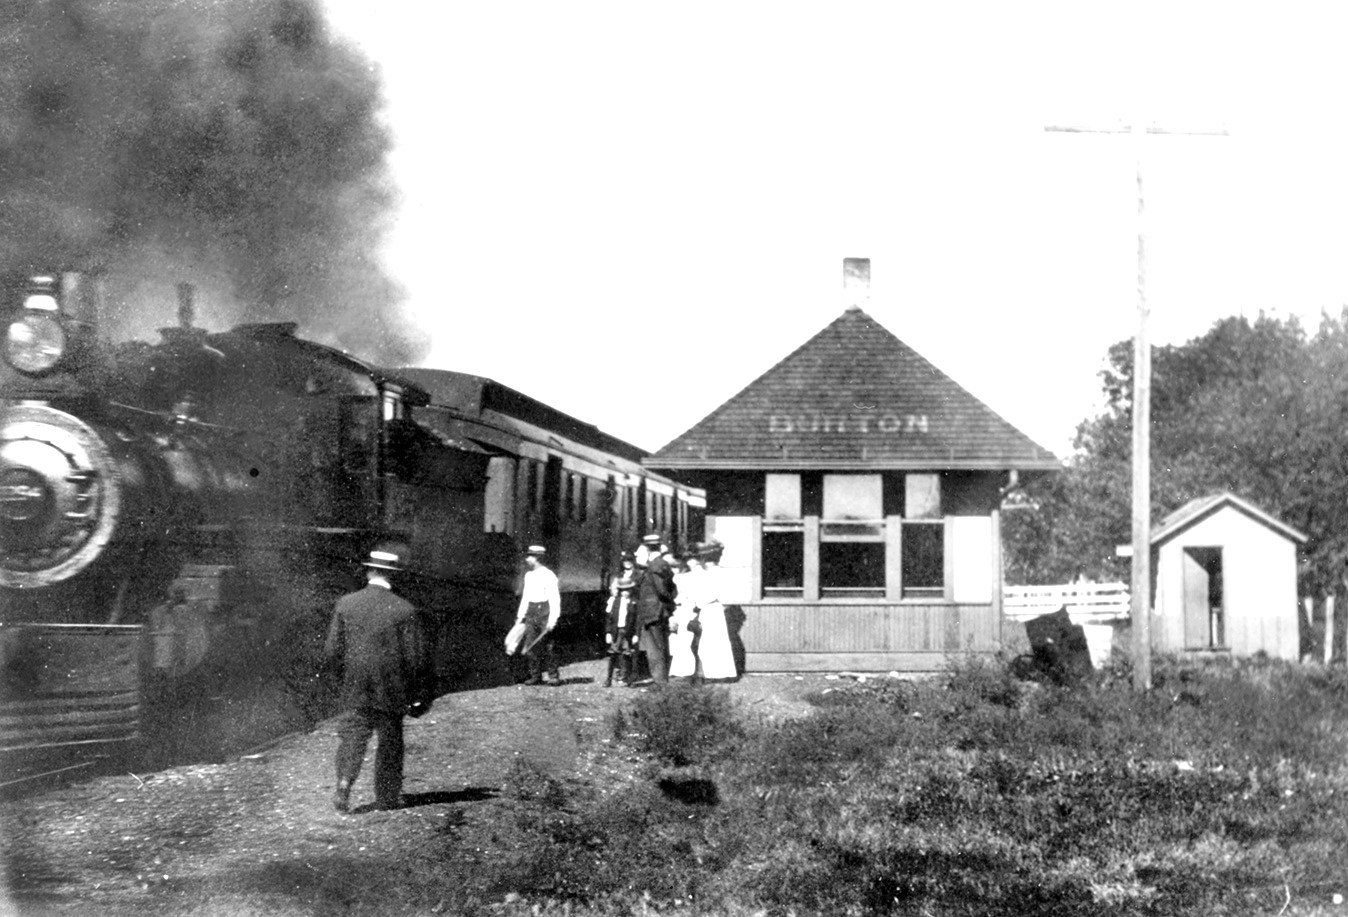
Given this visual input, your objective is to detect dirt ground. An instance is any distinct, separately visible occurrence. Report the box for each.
[0,659,839,916]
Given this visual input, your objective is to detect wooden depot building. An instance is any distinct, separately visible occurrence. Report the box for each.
[644,259,1061,672]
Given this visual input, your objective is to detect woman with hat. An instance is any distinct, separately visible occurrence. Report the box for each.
[668,550,703,682]
[690,540,737,682]
[602,553,639,687]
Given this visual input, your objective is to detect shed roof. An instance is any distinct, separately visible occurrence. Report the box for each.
[645,307,1061,471]
[1151,492,1308,547]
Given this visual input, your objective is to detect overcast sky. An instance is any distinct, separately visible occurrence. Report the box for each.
[321,1,1348,457]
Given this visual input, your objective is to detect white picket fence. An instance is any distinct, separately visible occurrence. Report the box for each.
[1003,582,1131,624]
[1002,582,1131,669]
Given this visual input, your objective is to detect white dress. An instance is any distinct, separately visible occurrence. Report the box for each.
[668,568,700,678]
[694,564,738,681]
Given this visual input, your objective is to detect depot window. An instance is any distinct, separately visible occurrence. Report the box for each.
[757,472,947,601]
[763,474,804,597]
[901,474,944,598]
[821,474,884,598]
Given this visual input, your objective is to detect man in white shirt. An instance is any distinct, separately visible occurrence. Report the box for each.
[515,544,563,686]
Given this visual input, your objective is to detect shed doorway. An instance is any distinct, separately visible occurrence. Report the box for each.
[1182,547,1224,649]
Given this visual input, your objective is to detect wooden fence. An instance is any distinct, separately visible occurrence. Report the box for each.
[1003,582,1130,624]
[1005,584,1343,663]
[1301,596,1346,663]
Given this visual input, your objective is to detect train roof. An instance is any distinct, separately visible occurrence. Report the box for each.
[211,323,432,407]
[396,368,647,463]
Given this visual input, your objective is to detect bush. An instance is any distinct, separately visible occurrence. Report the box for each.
[621,683,743,767]
[944,652,1025,709]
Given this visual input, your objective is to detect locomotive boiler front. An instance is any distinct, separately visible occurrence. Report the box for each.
[0,401,149,591]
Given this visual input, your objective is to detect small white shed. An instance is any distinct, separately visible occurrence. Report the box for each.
[1150,493,1306,661]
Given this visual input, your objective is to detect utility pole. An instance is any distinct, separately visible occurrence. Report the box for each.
[1045,120,1227,692]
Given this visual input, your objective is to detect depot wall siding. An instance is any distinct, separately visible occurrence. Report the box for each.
[707,511,1004,671]
[735,601,999,672]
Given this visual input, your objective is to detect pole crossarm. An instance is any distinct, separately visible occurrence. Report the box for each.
[1044,125,1229,136]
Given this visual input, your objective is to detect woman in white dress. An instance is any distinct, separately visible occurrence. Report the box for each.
[668,554,701,680]
[693,540,737,682]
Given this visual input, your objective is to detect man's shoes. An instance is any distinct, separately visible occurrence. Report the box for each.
[375,796,403,811]
[333,781,351,813]
[522,676,544,686]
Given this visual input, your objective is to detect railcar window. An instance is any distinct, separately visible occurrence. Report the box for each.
[484,457,516,533]
[339,398,378,472]
[578,477,589,523]
[525,460,539,513]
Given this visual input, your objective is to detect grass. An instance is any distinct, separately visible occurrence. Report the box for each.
[480,656,1348,916]
[165,659,1346,916]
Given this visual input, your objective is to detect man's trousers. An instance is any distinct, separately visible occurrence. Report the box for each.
[639,620,670,683]
[522,601,559,682]
[335,708,405,808]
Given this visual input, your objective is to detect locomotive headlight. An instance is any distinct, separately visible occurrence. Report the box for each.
[4,312,68,374]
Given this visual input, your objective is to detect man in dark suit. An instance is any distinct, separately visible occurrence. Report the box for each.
[634,534,677,684]
[326,541,435,813]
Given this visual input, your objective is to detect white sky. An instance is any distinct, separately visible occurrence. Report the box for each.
[321,1,1348,457]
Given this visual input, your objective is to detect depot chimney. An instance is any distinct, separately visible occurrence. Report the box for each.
[843,257,870,311]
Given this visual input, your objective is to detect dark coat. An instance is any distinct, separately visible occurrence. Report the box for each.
[324,584,435,715]
[635,555,677,627]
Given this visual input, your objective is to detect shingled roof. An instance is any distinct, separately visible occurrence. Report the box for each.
[646,307,1061,472]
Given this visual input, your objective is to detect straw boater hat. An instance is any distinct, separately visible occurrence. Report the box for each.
[526,544,547,557]
[364,541,408,571]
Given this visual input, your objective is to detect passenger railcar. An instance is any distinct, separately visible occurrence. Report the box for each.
[397,368,706,652]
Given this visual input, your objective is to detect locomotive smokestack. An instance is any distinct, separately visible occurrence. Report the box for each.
[177,283,196,330]
[843,258,870,311]
[59,272,103,331]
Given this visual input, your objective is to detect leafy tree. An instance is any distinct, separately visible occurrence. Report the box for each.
[1005,309,1348,594]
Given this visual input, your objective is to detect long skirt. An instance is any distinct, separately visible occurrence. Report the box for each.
[668,611,698,679]
[697,603,737,680]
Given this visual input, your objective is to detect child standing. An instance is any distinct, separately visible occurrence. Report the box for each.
[603,553,639,687]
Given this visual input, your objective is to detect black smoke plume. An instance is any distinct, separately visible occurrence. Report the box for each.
[1,0,421,363]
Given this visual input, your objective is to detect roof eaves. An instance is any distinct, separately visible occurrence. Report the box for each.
[1151,492,1308,546]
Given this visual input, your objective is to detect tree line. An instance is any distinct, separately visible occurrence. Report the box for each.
[1003,308,1348,597]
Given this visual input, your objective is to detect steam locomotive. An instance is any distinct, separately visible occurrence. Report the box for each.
[0,272,702,773]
